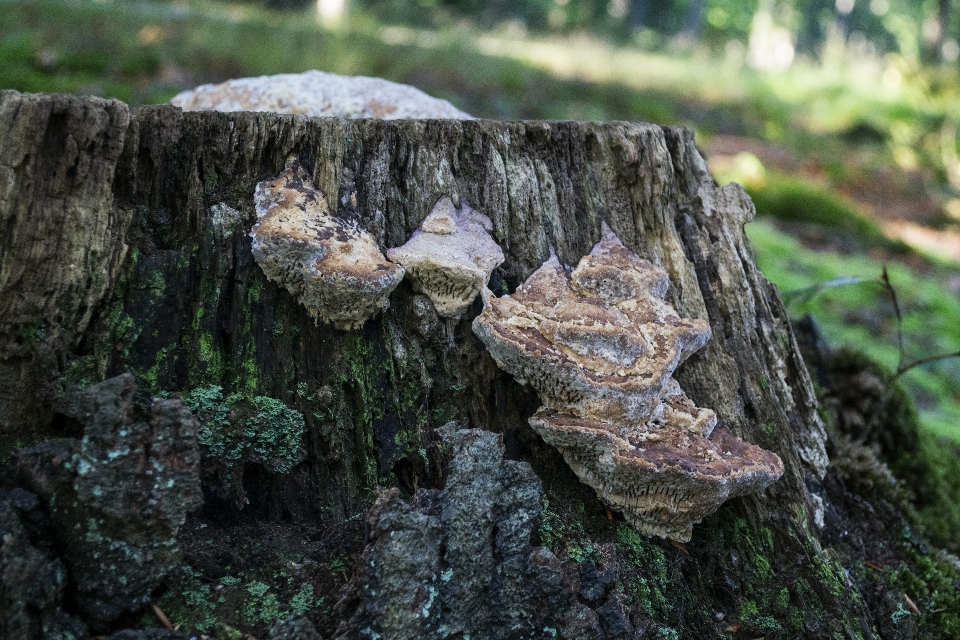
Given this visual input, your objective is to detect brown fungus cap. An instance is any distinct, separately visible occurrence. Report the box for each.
[473,223,784,541]
[387,197,504,318]
[473,224,713,430]
[250,157,404,330]
[530,411,784,541]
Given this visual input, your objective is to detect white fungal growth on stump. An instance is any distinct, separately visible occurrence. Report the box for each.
[473,223,784,541]
[387,197,505,318]
[250,156,404,330]
[171,70,473,120]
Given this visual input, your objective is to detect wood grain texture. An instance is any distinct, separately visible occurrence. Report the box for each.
[0,91,132,442]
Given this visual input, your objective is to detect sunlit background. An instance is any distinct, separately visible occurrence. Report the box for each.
[3,0,959,440]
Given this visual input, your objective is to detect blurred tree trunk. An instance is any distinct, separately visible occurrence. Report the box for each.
[1,90,890,638]
[938,0,952,61]
[628,0,650,31]
[682,0,706,39]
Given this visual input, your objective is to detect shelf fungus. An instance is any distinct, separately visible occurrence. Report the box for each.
[251,157,404,329]
[387,197,505,317]
[473,223,784,541]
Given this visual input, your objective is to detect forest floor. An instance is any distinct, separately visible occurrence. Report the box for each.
[2,0,959,439]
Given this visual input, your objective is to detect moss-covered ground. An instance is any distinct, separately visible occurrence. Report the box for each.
[747,220,960,441]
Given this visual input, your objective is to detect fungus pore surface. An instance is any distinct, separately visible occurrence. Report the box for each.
[473,224,784,541]
[387,196,505,317]
[250,156,404,329]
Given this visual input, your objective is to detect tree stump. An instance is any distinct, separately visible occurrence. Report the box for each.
[1,90,887,639]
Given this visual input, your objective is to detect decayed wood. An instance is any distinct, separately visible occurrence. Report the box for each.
[0,88,830,534]
[0,92,132,445]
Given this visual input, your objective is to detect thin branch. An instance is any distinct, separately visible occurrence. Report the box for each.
[782,267,960,389]
[781,276,866,305]
[879,266,907,371]
[879,266,960,381]
[892,351,960,383]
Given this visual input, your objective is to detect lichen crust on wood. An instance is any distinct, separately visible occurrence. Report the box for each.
[386,196,505,317]
[474,224,784,541]
[250,155,404,329]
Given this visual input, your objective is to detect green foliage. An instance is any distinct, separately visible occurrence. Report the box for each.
[290,583,315,614]
[747,220,960,442]
[718,159,909,253]
[744,171,901,251]
[246,395,306,473]
[534,498,612,565]
[536,499,566,550]
[616,524,677,619]
[243,580,285,625]
[156,568,220,633]
[566,541,599,563]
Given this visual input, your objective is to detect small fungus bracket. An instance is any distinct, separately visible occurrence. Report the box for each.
[250,156,404,330]
[387,196,505,318]
[473,223,784,541]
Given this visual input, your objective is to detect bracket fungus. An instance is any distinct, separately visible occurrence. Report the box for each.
[473,224,784,541]
[387,197,505,317]
[250,156,404,329]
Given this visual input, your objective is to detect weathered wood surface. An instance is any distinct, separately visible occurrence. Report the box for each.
[0,92,131,441]
[1,90,873,637]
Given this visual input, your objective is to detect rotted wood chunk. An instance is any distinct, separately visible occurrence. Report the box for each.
[387,196,505,317]
[250,156,404,330]
[473,223,784,541]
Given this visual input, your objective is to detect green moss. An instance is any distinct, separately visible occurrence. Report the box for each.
[290,583,315,614]
[243,581,285,626]
[0,434,38,470]
[653,628,679,640]
[886,539,960,635]
[753,553,773,579]
[138,346,168,392]
[566,541,600,563]
[617,524,672,617]
[242,357,260,392]
[822,348,960,553]
[195,332,225,382]
[336,333,383,421]
[536,499,565,550]
[156,568,220,633]
[247,280,263,304]
[743,172,906,253]
[706,517,868,638]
